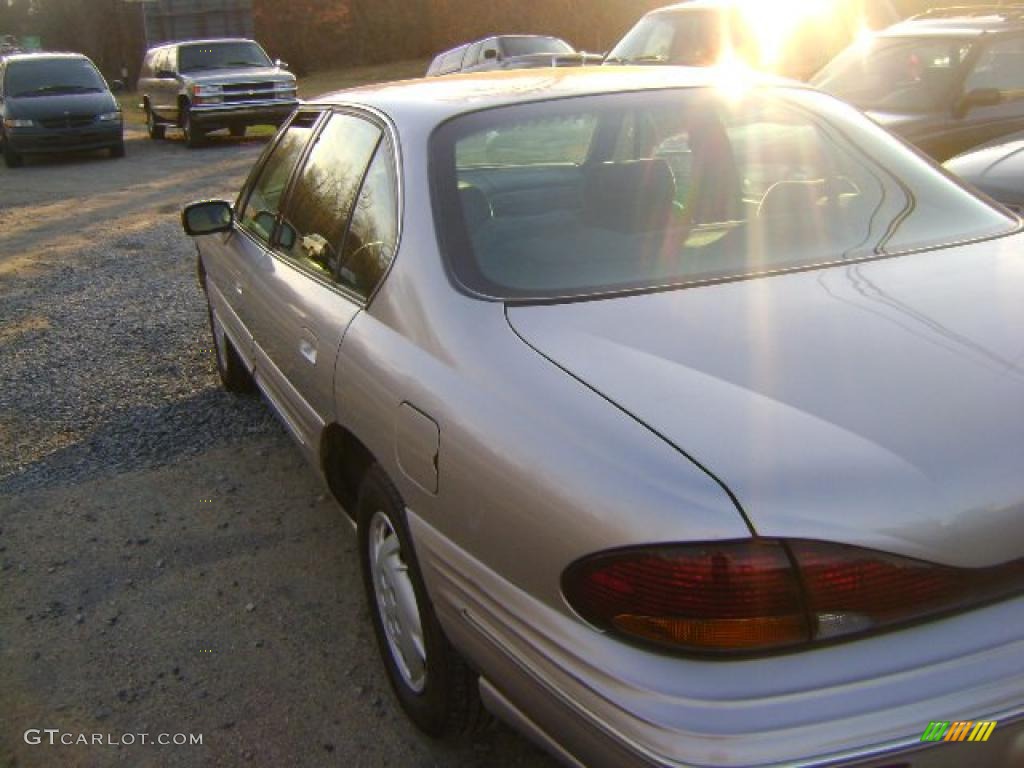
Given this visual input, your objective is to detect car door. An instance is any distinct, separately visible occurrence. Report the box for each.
[204,111,320,371]
[245,109,396,451]
[945,33,1024,156]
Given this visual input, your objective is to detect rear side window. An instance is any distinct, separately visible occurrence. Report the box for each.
[337,140,400,298]
[238,113,318,243]
[276,113,382,285]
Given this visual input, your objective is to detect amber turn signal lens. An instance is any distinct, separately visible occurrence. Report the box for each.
[613,614,809,650]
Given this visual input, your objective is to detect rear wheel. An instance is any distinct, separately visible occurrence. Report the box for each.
[357,466,488,739]
[229,124,246,138]
[145,104,165,140]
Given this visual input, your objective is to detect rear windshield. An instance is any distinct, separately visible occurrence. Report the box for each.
[813,36,973,112]
[501,37,573,57]
[5,58,106,97]
[178,41,271,73]
[431,87,1016,301]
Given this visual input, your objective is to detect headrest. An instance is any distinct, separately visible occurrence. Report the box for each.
[459,185,492,232]
[583,159,676,234]
[757,179,828,219]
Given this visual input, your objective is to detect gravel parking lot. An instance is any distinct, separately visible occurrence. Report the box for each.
[0,127,556,768]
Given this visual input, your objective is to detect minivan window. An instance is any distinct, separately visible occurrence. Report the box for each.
[338,140,400,298]
[5,58,106,97]
[433,88,1015,301]
[277,113,382,284]
[238,116,316,243]
[178,41,271,73]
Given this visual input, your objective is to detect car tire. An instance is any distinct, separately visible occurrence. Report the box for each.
[145,105,165,140]
[229,125,246,138]
[109,140,125,158]
[205,300,254,393]
[357,465,489,739]
[2,132,23,168]
[182,107,205,148]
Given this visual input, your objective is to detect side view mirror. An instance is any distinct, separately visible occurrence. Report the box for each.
[275,58,289,70]
[109,79,125,93]
[483,48,499,61]
[182,200,234,236]
[955,87,1002,118]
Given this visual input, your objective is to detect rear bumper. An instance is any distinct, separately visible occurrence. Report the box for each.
[409,510,1024,768]
[189,100,296,128]
[7,122,122,154]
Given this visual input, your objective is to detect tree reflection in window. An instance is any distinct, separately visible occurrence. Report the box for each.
[280,113,381,280]
[338,141,399,299]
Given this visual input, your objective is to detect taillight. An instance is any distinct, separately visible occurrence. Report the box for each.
[562,539,1024,655]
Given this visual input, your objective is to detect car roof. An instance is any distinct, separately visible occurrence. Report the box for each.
[148,38,258,51]
[310,65,801,122]
[879,5,1024,38]
[1,51,91,63]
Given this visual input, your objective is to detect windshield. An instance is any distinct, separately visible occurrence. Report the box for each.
[5,58,106,97]
[607,10,746,65]
[432,87,1015,301]
[812,36,973,112]
[501,37,574,57]
[178,41,272,72]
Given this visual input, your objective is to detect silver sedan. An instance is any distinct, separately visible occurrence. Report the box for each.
[182,67,1024,767]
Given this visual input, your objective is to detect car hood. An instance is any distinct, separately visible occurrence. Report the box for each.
[185,66,293,85]
[507,237,1024,568]
[6,91,116,119]
[945,136,1024,207]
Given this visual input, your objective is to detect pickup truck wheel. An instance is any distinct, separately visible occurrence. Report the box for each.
[182,108,205,148]
[357,466,489,739]
[145,105,165,140]
[206,300,254,393]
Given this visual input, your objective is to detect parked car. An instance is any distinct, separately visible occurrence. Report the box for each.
[425,35,600,76]
[603,0,858,79]
[945,131,1024,212]
[138,37,297,148]
[0,52,123,168]
[182,67,1024,768]
[814,6,1024,162]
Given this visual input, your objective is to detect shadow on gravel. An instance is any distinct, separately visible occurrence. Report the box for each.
[0,389,282,496]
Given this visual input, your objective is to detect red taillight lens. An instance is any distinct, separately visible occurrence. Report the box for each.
[563,540,1024,655]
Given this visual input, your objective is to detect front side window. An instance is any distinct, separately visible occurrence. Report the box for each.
[5,58,106,97]
[432,87,1015,301]
[238,113,318,243]
[178,41,271,73]
[813,36,973,112]
[277,113,382,285]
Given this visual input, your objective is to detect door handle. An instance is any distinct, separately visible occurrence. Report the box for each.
[299,338,317,366]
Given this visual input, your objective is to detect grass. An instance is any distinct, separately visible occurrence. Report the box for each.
[117,58,430,129]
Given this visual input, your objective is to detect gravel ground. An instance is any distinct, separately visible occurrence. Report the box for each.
[0,127,557,768]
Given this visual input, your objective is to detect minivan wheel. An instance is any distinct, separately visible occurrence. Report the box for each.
[2,136,23,168]
[145,106,165,140]
[109,140,125,158]
[182,108,205,148]
[206,301,254,393]
[357,466,488,739]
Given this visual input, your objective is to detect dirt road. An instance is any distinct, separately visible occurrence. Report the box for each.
[0,127,556,768]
